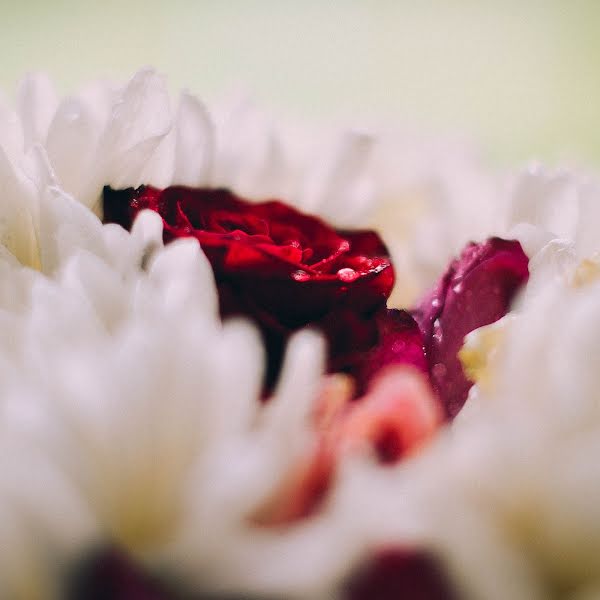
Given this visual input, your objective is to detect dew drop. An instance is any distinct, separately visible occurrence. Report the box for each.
[292,270,310,282]
[432,363,447,379]
[452,282,463,294]
[337,267,359,282]
[431,298,441,308]
[432,319,443,344]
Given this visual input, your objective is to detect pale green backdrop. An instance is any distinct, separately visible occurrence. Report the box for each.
[2,0,600,165]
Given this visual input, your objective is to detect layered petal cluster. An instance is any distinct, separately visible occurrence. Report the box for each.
[102,183,527,412]
[385,165,600,600]
[0,183,467,599]
[2,68,504,295]
[103,185,397,388]
[0,188,384,599]
[0,68,599,600]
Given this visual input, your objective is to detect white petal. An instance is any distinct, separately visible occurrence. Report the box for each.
[300,130,376,226]
[95,68,173,200]
[59,250,130,330]
[208,318,264,437]
[0,146,39,267]
[0,91,23,161]
[172,91,215,187]
[37,184,107,275]
[265,329,325,442]
[45,97,99,203]
[213,98,285,198]
[145,237,218,318]
[508,165,579,240]
[575,178,600,257]
[17,72,59,150]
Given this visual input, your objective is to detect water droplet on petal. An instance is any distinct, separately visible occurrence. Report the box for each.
[337,267,359,282]
[452,282,463,294]
[431,298,441,308]
[432,363,447,378]
[292,270,310,282]
[432,319,443,344]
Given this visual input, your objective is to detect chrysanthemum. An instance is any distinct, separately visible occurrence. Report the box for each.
[0,188,349,598]
[5,69,503,288]
[0,76,452,597]
[0,68,598,600]
[420,164,600,599]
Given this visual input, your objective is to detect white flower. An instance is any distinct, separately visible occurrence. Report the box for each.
[0,186,384,598]
[368,133,501,305]
[1,69,504,306]
[380,165,600,599]
[505,164,600,296]
[3,67,600,600]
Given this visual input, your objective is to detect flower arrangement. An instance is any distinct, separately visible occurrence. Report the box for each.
[0,68,599,600]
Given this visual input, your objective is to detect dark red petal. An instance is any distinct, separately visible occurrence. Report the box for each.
[350,309,428,392]
[340,229,391,257]
[103,186,403,391]
[103,186,141,230]
[413,238,529,419]
[343,549,460,600]
[67,550,171,600]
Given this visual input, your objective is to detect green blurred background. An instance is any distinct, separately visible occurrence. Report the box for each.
[3,0,600,166]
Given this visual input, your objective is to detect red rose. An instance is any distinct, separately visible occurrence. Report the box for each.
[97,187,530,600]
[103,186,424,390]
[103,187,528,415]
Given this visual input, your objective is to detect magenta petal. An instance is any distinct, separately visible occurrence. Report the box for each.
[348,309,428,393]
[413,238,529,419]
[343,549,460,600]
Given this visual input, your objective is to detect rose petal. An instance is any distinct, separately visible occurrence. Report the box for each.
[343,549,460,600]
[337,309,427,394]
[256,369,440,524]
[103,186,397,390]
[252,439,334,525]
[68,551,171,600]
[413,238,529,418]
[336,367,442,464]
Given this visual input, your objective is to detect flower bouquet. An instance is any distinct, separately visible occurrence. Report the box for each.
[0,69,598,600]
